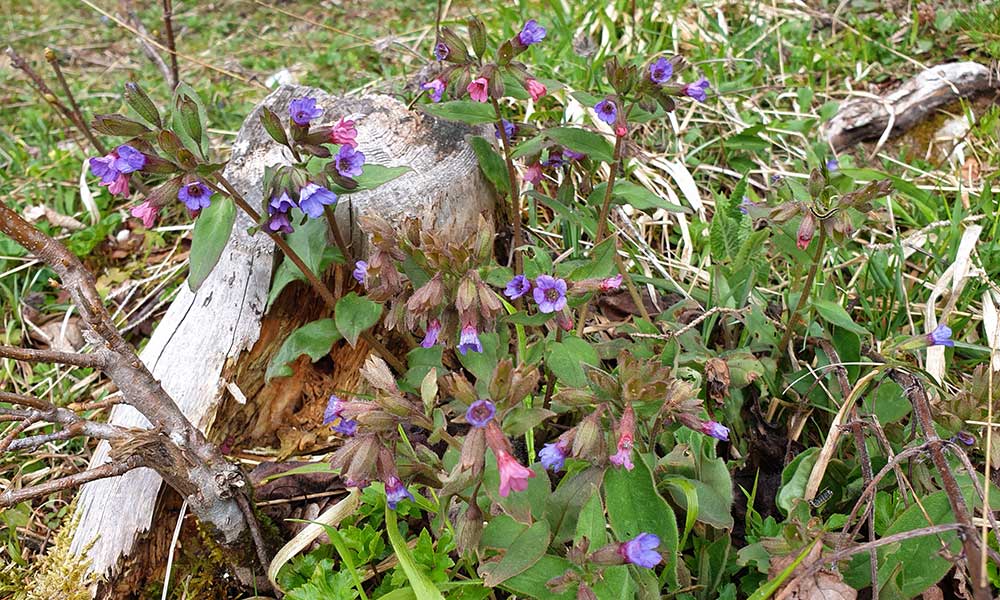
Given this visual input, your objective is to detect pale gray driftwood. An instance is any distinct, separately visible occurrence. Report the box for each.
[823,61,997,150]
[69,84,494,583]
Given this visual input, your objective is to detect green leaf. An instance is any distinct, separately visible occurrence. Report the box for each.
[776,447,819,514]
[266,318,342,381]
[469,137,510,194]
[499,555,576,600]
[268,214,343,309]
[574,492,607,547]
[546,336,600,388]
[481,520,550,587]
[812,299,870,336]
[591,181,687,213]
[335,293,382,347]
[542,127,614,163]
[422,101,496,125]
[484,459,550,524]
[501,406,556,437]
[545,466,604,544]
[604,458,678,582]
[170,83,210,157]
[188,196,236,292]
[384,507,446,600]
[342,165,411,193]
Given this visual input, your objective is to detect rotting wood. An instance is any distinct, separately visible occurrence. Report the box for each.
[68,84,494,594]
[823,61,998,151]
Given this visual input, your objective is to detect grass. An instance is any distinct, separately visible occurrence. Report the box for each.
[1,0,1000,596]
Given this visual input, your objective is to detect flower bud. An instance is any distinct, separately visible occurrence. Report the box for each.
[497,40,515,65]
[467,16,487,58]
[44,47,57,63]
[572,407,606,460]
[489,358,513,402]
[177,95,202,143]
[808,168,824,199]
[796,212,816,251]
[124,82,161,128]
[407,272,444,315]
[577,584,598,600]
[144,176,184,208]
[455,502,484,555]
[175,148,198,170]
[460,426,486,477]
[439,27,469,63]
[508,366,540,406]
[455,272,478,314]
[139,153,179,174]
[91,114,151,137]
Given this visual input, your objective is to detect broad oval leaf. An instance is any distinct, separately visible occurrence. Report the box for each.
[422,100,496,125]
[335,292,383,347]
[266,318,342,381]
[480,520,551,587]
[188,196,236,292]
[542,127,614,163]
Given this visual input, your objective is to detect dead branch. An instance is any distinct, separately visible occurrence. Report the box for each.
[0,345,107,369]
[0,455,145,508]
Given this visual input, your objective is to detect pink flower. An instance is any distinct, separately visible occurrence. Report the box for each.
[496,449,535,497]
[130,200,158,228]
[467,77,489,102]
[107,173,131,197]
[330,118,358,149]
[615,125,628,138]
[609,404,635,471]
[600,274,623,292]
[524,163,543,185]
[525,78,546,101]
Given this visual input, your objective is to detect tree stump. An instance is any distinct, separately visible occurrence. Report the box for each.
[68,84,494,594]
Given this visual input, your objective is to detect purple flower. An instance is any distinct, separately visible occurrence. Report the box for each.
[434,41,449,61]
[335,145,365,178]
[495,119,516,141]
[269,192,296,215]
[564,148,586,161]
[421,79,445,103]
[927,324,954,347]
[298,183,338,218]
[619,533,662,568]
[353,260,368,285]
[289,97,322,126]
[114,145,146,173]
[421,319,442,348]
[682,77,710,102]
[457,323,483,354]
[384,475,414,509]
[504,275,531,299]
[649,57,674,84]
[466,399,496,428]
[826,158,839,172]
[177,181,212,211]
[518,20,546,46]
[532,275,567,313]
[89,154,119,184]
[953,431,975,446]
[539,440,569,472]
[332,418,358,436]
[542,151,565,168]
[701,421,729,441]
[323,395,345,425]
[267,212,294,234]
[594,99,617,125]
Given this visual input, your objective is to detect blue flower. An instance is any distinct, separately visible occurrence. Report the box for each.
[504,275,531,299]
[114,145,146,173]
[421,319,441,349]
[298,183,338,218]
[466,399,496,428]
[532,275,567,313]
[352,260,368,285]
[927,324,954,347]
[518,20,546,46]
[457,323,483,354]
[289,97,322,126]
[421,79,445,103]
[594,99,617,125]
[335,145,365,178]
[269,192,296,215]
[177,181,213,211]
[682,77,710,102]
[619,533,662,568]
[538,440,569,472]
[649,57,673,84]
[384,476,414,509]
[322,395,345,425]
[495,119,516,141]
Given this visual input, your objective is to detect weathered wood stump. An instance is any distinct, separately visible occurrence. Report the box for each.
[823,61,997,150]
[69,84,494,594]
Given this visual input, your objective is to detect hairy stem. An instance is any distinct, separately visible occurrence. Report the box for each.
[161,0,180,88]
[490,98,523,275]
[775,224,828,365]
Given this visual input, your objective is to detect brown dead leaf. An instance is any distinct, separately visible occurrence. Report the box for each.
[770,541,857,600]
[704,357,731,403]
[23,205,86,231]
[922,585,944,600]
